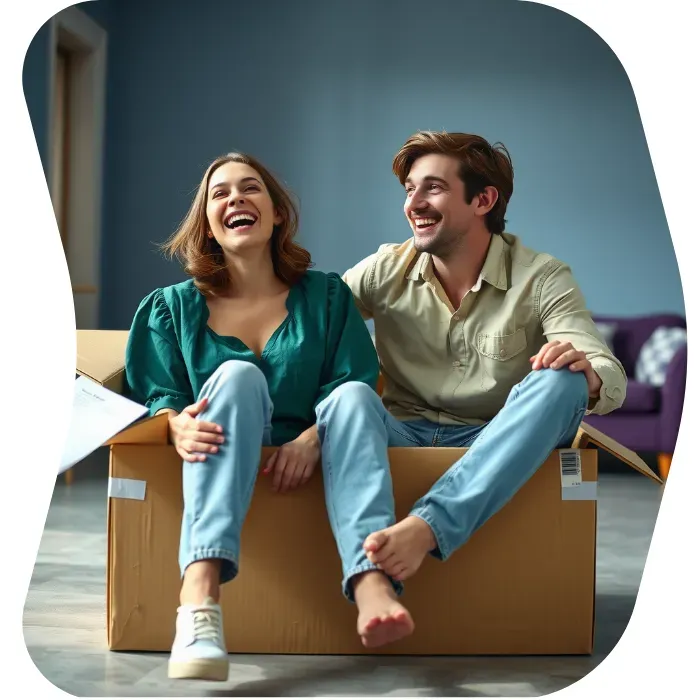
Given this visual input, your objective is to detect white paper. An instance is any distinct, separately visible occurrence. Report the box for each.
[58,376,148,474]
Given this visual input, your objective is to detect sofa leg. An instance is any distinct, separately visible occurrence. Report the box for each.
[657,453,672,481]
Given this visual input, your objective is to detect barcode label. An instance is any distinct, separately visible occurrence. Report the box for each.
[560,449,582,488]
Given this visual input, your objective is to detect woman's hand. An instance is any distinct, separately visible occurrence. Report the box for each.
[263,426,320,493]
[159,398,224,462]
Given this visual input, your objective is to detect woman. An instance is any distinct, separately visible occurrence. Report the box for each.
[124,153,414,682]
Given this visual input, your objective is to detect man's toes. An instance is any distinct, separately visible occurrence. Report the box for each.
[392,609,409,623]
[364,530,389,554]
[364,616,381,632]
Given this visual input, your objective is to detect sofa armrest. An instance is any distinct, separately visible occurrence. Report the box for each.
[660,343,687,453]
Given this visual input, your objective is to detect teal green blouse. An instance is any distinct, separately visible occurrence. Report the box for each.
[124,270,379,446]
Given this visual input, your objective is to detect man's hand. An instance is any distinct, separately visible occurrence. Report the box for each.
[530,340,602,398]
[263,426,320,493]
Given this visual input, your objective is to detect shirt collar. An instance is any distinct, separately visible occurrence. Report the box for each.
[405,233,508,291]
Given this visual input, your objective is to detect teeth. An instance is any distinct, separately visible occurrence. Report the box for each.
[226,213,257,227]
[415,218,438,227]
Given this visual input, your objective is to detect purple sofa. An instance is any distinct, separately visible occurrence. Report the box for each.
[584,314,687,469]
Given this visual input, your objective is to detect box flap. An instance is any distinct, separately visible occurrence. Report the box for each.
[76,330,129,389]
[575,421,663,484]
[105,413,169,446]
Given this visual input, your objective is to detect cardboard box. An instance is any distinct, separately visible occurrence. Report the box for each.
[75,330,662,656]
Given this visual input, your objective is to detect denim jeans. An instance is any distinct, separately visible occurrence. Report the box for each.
[179,360,588,604]
[314,366,589,601]
[179,359,399,591]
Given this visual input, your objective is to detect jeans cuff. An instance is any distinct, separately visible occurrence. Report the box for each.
[408,508,449,561]
[342,563,404,603]
[182,548,239,585]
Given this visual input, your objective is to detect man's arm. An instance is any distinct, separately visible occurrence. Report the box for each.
[342,252,378,321]
[537,260,627,415]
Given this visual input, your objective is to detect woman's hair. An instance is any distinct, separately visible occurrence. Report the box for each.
[392,131,514,234]
[161,152,312,296]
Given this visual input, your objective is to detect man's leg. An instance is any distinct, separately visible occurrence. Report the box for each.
[170,360,273,681]
[364,367,589,580]
[315,381,422,648]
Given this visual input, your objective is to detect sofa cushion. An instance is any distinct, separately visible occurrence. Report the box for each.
[620,380,660,413]
[635,326,688,386]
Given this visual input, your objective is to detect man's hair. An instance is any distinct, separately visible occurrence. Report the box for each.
[392,131,514,234]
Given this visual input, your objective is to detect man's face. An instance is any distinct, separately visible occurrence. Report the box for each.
[403,153,479,257]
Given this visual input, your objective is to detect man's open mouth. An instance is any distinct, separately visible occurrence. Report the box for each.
[413,216,441,230]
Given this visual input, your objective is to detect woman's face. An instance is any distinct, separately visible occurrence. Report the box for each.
[205,161,282,255]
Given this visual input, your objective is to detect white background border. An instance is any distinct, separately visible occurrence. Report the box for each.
[1,0,696,697]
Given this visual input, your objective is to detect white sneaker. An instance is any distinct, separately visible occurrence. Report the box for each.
[167,597,229,681]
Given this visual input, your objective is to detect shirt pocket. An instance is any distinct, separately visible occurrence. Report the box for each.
[476,327,528,360]
[475,327,529,391]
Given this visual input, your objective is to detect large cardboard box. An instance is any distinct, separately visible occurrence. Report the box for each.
[75,330,662,656]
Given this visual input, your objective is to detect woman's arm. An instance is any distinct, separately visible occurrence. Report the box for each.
[126,289,223,461]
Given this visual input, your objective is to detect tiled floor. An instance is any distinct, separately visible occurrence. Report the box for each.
[24,452,664,697]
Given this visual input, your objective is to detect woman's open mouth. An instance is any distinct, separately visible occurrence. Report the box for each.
[224,211,258,232]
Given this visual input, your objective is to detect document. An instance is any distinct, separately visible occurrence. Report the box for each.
[58,375,149,474]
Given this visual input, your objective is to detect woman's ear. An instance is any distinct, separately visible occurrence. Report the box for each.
[273,209,284,226]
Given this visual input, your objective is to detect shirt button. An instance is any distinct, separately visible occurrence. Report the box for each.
[499,348,507,357]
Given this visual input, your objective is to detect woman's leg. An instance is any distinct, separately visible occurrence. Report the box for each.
[169,360,272,681]
[315,381,418,648]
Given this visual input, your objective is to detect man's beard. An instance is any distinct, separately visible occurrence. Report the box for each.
[413,226,461,259]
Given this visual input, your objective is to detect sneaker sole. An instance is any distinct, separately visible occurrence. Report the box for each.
[168,658,229,681]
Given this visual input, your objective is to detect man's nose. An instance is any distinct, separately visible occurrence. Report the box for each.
[407,190,427,212]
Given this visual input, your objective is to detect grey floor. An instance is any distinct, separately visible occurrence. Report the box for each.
[24,450,665,697]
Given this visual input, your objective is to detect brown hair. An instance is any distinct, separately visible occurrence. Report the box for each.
[392,131,514,234]
[161,152,312,296]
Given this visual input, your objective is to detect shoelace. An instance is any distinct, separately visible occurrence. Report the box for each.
[191,608,221,642]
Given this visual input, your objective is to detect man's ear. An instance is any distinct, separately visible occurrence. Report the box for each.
[476,186,499,215]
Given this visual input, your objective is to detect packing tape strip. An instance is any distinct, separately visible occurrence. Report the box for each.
[561,481,598,501]
[108,476,146,501]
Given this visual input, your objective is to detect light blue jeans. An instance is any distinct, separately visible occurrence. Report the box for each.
[180,360,588,604]
[179,359,394,589]
[314,365,589,601]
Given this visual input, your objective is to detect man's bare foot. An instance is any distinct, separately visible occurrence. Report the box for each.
[363,516,437,581]
[353,571,414,648]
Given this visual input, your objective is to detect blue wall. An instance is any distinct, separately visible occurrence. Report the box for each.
[22,0,684,329]
[22,2,111,171]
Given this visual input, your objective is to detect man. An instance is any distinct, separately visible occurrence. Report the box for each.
[316,130,626,648]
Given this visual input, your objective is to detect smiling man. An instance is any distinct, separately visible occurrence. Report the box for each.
[316,130,627,647]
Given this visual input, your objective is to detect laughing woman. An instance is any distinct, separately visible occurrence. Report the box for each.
[124,153,415,682]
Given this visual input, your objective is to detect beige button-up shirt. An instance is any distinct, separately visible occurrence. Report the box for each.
[343,232,627,426]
